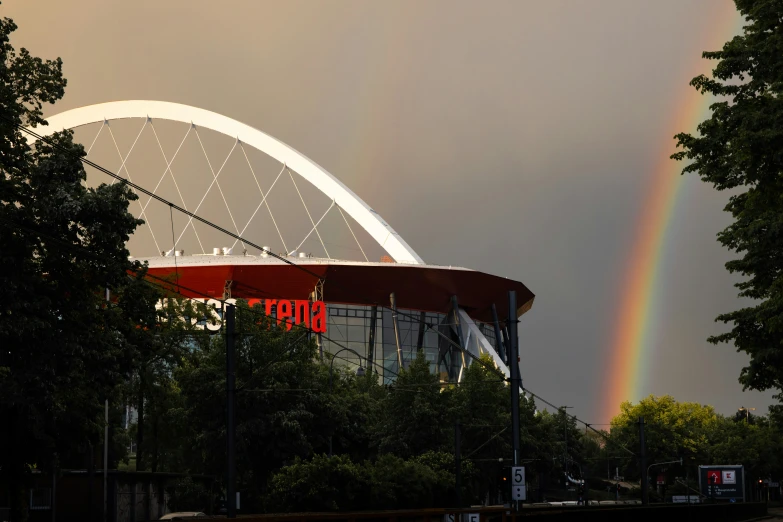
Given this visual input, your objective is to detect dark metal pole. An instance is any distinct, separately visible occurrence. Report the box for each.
[639,416,648,505]
[367,305,377,374]
[508,291,520,469]
[490,303,507,363]
[451,296,465,349]
[416,311,426,352]
[501,326,511,365]
[455,422,462,508]
[328,353,336,457]
[390,293,403,369]
[226,304,236,518]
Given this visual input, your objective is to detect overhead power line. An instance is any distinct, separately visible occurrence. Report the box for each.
[6,116,633,456]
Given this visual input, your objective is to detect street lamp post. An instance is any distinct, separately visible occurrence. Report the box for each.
[560,407,572,479]
[328,347,366,457]
[738,406,756,423]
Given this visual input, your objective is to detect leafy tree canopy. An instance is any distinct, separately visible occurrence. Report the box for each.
[0,8,145,470]
[672,0,783,397]
[610,396,721,477]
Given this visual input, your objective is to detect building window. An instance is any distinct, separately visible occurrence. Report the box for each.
[29,488,52,510]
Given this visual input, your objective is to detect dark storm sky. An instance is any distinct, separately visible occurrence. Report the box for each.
[3,0,771,424]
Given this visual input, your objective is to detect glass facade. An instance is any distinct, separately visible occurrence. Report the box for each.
[320,302,503,384]
[186,298,506,385]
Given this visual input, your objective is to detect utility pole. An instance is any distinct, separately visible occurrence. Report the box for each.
[103,399,108,522]
[560,407,572,475]
[508,291,520,468]
[639,417,648,505]
[226,304,236,519]
[104,287,110,522]
[455,423,462,508]
[508,291,521,511]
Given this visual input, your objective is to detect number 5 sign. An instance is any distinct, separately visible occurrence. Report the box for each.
[511,466,526,500]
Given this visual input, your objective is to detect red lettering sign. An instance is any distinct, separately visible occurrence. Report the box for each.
[264,299,277,317]
[295,300,310,329]
[312,301,326,333]
[277,300,292,330]
[160,298,327,333]
[236,298,328,333]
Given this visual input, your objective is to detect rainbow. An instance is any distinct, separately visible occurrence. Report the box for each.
[602,3,743,423]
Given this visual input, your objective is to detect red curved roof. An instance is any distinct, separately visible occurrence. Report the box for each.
[143,257,534,323]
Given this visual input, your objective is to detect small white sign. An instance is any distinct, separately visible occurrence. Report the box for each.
[672,495,700,503]
[722,470,736,485]
[464,513,479,522]
[512,485,526,500]
[512,466,525,486]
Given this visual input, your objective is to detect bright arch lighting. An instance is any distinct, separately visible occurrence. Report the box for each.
[32,100,423,265]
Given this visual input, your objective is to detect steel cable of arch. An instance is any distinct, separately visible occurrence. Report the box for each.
[235,142,288,253]
[191,127,245,251]
[147,122,206,254]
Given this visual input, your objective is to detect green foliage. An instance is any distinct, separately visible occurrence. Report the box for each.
[167,476,216,514]
[607,395,783,494]
[265,455,365,512]
[610,395,721,478]
[265,452,468,512]
[374,350,448,457]
[0,8,160,519]
[672,0,783,397]
[706,419,781,479]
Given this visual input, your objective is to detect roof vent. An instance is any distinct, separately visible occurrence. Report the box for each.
[298,252,307,258]
[222,247,232,256]
[213,247,221,256]
[260,246,270,258]
[174,250,184,257]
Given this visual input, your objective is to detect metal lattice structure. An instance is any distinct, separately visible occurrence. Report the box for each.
[33,100,423,265]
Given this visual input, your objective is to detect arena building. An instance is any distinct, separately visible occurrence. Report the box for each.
[35,100,535,383]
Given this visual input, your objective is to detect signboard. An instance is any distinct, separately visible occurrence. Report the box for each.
[444,514,479,522]
[672,496,700,503]
[699,465,745,501]
[657,474,665,485]
[156,297,327,333]
[511,466,526,501]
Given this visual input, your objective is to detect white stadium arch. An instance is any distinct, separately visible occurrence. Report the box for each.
[32,100,423,265]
